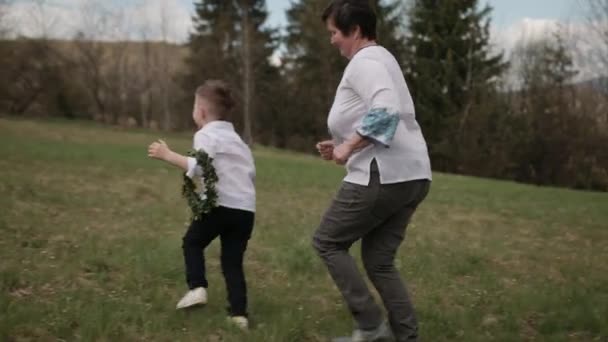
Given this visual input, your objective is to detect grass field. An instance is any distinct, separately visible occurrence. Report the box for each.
[1,118,607,341]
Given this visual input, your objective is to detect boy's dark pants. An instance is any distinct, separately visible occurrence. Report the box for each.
[182,206,254,317]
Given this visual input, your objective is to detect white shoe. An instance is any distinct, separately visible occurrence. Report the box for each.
[175,287,207,309]
[349,321,394,342]
[228,316,249,330]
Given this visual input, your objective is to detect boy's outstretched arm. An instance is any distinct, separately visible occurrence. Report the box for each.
[148,139,188,171]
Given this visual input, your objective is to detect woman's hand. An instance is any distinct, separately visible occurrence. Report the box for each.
[333,133,371,165]
[148,139,171,161]
[332,143,354,165]
[316,140,335,161]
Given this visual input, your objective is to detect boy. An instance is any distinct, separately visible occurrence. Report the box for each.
[147,80,256,329]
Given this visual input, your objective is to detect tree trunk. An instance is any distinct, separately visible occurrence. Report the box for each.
[241,1,253,145]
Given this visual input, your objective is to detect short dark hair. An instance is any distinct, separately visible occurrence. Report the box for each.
[322,0,377,40]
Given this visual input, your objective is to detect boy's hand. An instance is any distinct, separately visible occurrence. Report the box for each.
[148,139,171,160]
[316,140,334,161]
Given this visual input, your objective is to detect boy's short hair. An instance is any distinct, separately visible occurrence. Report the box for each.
[195,80,236,120]
[321,0,377,40]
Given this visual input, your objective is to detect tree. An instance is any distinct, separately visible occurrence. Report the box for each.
[506,32,607,191]
[158,0,176,130]
[0,0,65,116]
[183,0,277,143]
[403,0,506,170]
[371,0,407,62]
[134,1,184,130]
[579,0,608,142]
[512,33,582,186]
[0,0,12,39]
[283,0,345,150]
[72,0,119,122]
[581,0,608,88]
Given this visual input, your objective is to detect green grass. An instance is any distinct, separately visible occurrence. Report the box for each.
[1,118,607,341]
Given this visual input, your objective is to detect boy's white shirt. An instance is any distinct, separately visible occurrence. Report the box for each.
[186,121,256,213]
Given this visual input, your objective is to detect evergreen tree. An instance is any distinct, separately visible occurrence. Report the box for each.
[371,0,406,63]
[403,0,506,170]
[182,0,277,143]
[283,0,345,150]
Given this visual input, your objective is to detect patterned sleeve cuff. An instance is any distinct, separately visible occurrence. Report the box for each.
[356,107,399,147]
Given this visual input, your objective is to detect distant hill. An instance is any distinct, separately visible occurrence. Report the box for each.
[575,76,608,94]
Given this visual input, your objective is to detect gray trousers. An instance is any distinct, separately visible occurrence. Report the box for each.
[312,161,430,342]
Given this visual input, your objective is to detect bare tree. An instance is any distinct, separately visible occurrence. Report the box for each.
[74,34,107,121]
[159,0,173,131]
[0,0,13,38]
[138,28,154,129]
[0,0,64,115]
[24,0,58,38]
[73,1,107,120]
[134,1,161,129]
[580,0,608,83]
[240,0,254,145]
[107,7,132,124]
[579,0,608,131]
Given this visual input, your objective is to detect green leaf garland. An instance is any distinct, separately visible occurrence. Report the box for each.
[182,149,219,221]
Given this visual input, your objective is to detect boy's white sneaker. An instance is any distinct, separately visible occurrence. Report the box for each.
[176,287,207,309]
[228,316,249,330]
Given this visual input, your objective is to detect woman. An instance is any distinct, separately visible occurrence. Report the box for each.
[312,1,432,341]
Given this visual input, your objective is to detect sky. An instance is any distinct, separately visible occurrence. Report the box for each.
[265,0,584,31]
[482,0,583,30]
[4,0,595,60]
[5,0,602,81]
[263,0,587,54]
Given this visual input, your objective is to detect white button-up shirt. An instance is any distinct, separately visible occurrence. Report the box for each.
[328,45,432,185]
[186,121,256,212]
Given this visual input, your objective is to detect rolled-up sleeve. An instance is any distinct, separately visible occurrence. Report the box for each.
[357,108,400,147]
[185,131,216,179]
[348,58,401,147]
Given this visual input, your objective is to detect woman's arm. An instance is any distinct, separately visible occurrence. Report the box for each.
[332,133,372,165]
[349,58,401,148]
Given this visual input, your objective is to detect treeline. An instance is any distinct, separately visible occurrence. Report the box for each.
[1,0,607,190]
